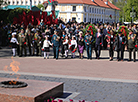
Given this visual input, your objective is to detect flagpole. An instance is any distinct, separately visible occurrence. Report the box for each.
[51,0,53,11]
[30,0,32,10]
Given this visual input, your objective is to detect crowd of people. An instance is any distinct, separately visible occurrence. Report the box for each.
[0,19,138,62]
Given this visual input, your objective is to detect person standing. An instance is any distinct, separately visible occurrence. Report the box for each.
[34,31,43,56]
[95,28,103,59]
[84,31,94,60]
[78,31,85,59]
[10,32,19,57]
[127,29,137,62]
[70,36,77,58]
[106,30,115,61]
[52,30,61,60]
[114,31,127,61]
[42,36,52,59]
[25,27,32,56]
[63,35,69,59]
[18,29,27,57]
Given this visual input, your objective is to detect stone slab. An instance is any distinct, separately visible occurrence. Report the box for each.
[0,78,63,102]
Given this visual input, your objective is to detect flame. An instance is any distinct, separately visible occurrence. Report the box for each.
[3,57,21,84]
[3,65,8,71]
[9,80,17,85]
[10,57,20,73]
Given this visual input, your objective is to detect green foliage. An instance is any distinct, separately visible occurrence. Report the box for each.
[37,4,44,11]
[123,0,138,22]
[7,8,30,23]
[113,0,127,22]
[0,0,8,9]
[83,24,96,37]
[118,25,129,37]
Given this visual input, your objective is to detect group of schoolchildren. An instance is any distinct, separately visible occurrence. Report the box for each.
[9,22,138,62]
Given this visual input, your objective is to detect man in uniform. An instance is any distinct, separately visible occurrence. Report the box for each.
[18,29,27,57]
[34,30,43,56]
[114,31,127,61]
[127,29,137,62]
[25,27,32,56]
[84,30,94,60]
[52,30,61,60]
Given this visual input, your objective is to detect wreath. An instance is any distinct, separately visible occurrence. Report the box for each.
[83,24,96,37]
[118,25,129,37]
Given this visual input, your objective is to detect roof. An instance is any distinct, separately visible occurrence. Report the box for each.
[43,0,120,10]
[103,0,120,10]
[94,0,110,8]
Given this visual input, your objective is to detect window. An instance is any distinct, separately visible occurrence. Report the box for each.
[72,17,76,21]
[84,7,86,12]
[95,8,96,13]
[17,1,19,4]
[90,7,91,13]
[72,6,76,11]
[13,1,15,4]
[84,18,86,22]
[39,1,41,3]
[21,1,23,4]
[97,9,98,13]
[26,1,28,4]
[92,8,94,13]
[34,1,36,4]
[90,18,91,22]
[8,1,10,4]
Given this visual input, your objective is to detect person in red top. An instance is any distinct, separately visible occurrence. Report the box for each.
[106,30,115,61]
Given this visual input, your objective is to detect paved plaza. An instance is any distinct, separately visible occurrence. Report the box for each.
[0,47,138,102]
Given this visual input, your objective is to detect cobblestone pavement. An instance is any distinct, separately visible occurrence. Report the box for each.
[0,73,138,102]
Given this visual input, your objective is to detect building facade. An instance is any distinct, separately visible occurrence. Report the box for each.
[45,0,120,23]
[7,0,120,23]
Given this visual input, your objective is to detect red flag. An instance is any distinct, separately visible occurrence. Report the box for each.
[42,12,47,24]
[13,17,18,24]
[18,14,23,24]
[22,11,28,28]
[46,14,52,25]
[33,11,40,25]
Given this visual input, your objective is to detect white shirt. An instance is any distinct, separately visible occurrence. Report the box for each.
[70,40,77,48]
[63,39,69,45]
[10,38,18,44]
[42,40,52,48]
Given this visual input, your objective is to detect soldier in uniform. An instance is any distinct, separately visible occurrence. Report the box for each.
[127,29,137,62]
[52,30,61,60]
[114,31,127,61]
[25,27,32,56]
[34,30,43,56]
[84,30,94,60]
[18,29,27,57]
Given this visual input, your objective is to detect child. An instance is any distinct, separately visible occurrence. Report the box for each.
[69,36,77,58]
[10,32,19,57]
[63,35,69,58]
[42,36,52,59]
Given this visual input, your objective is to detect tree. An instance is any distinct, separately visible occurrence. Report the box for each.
[123,0,138,22]
[113,0,127,22]
[0,0,8,9]
[37,4,44,11]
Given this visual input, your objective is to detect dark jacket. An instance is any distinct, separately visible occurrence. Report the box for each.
[114,35,126,51]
